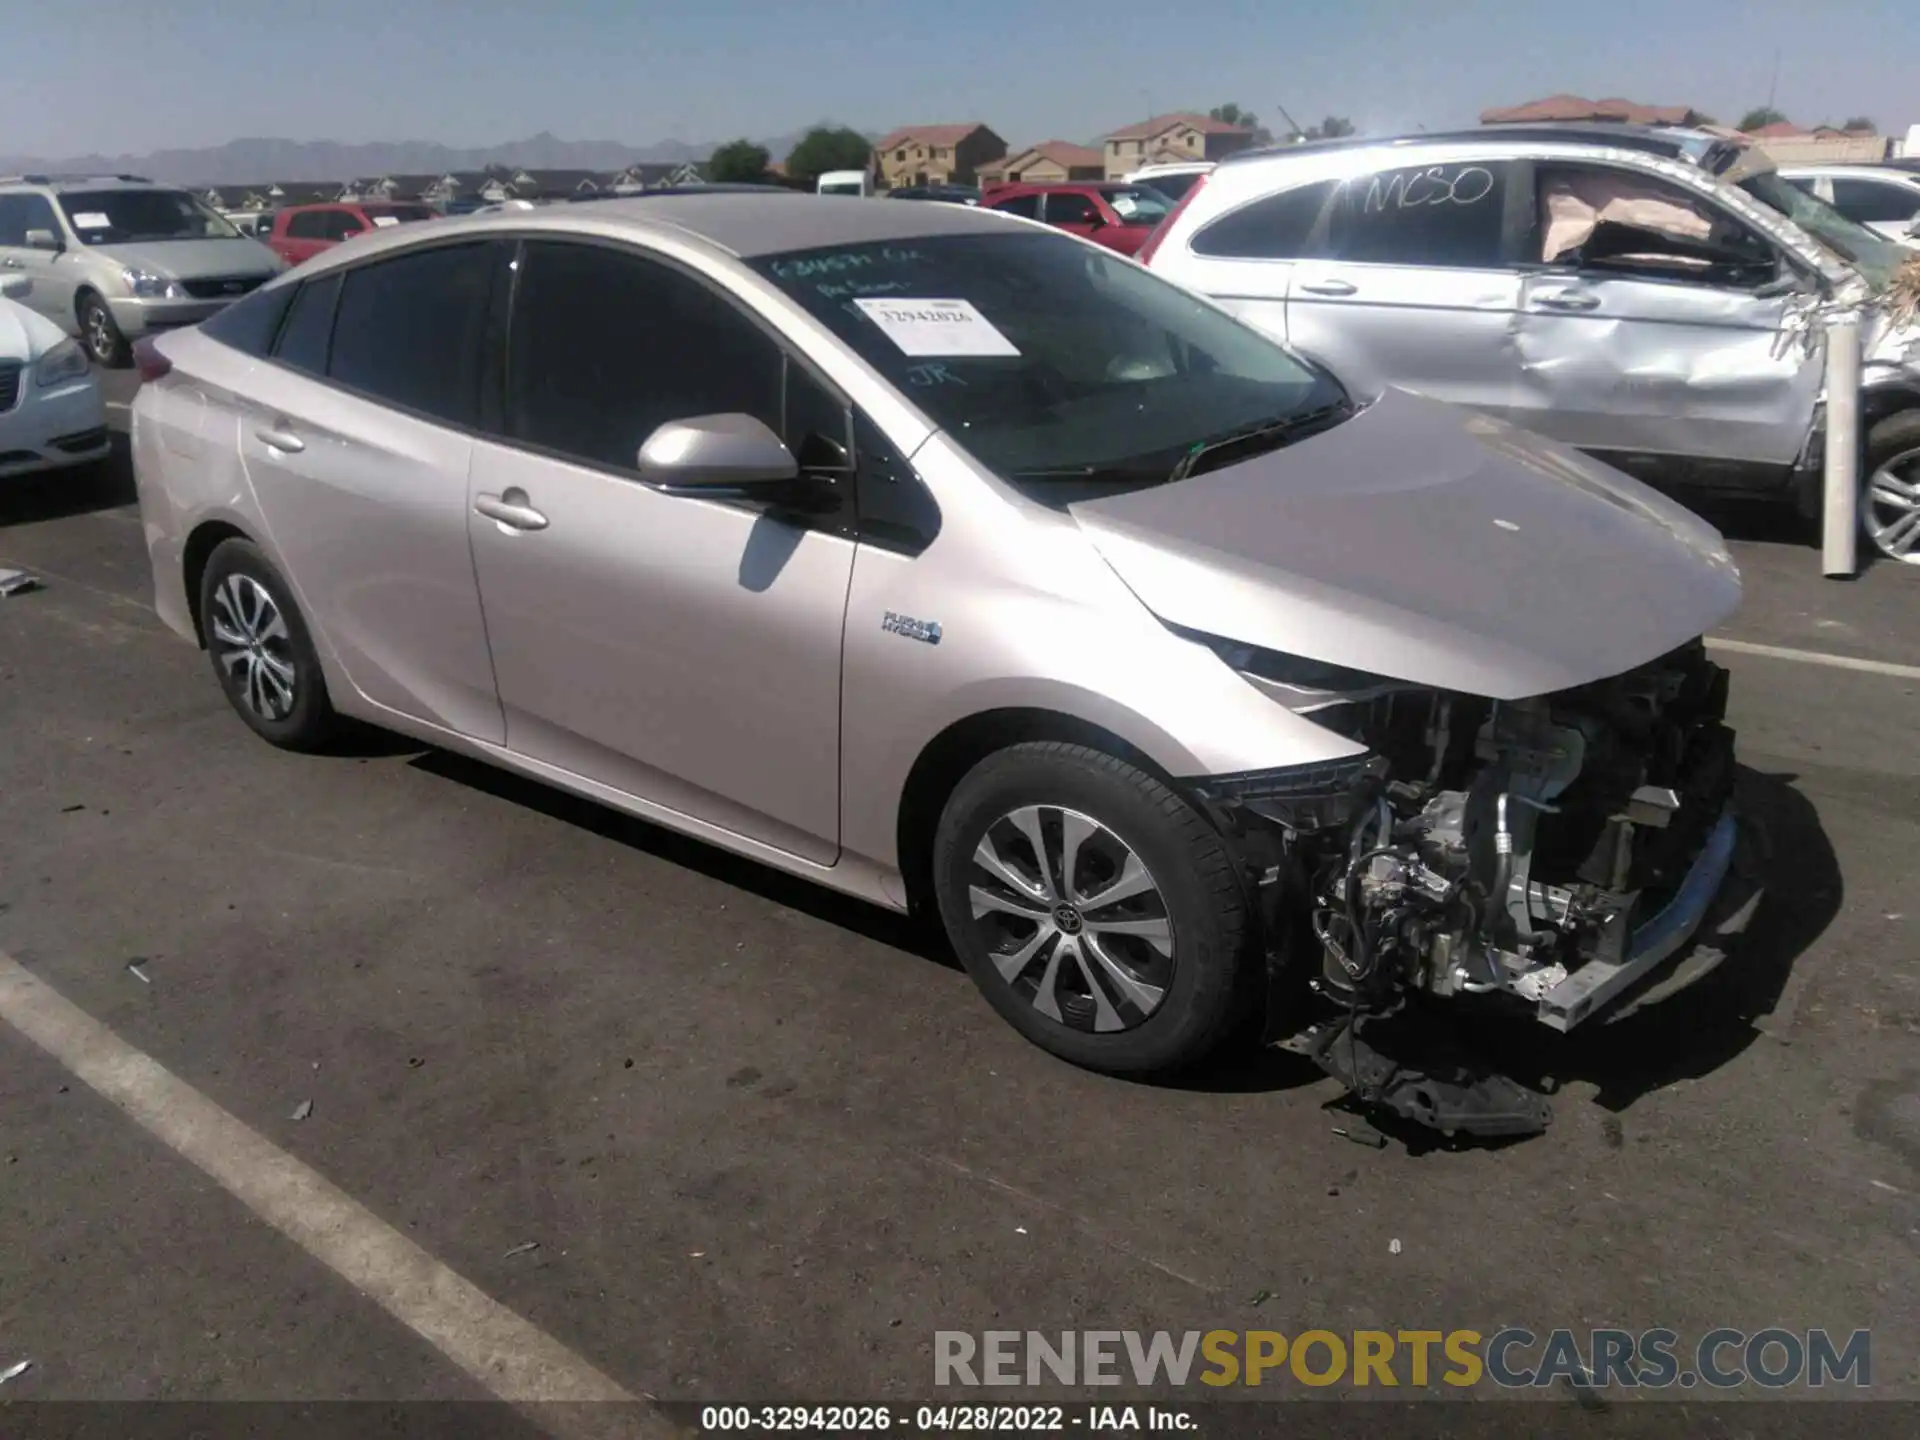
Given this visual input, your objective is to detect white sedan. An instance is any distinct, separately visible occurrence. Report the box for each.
[1778,165,1920,247]
[1,273,110,480]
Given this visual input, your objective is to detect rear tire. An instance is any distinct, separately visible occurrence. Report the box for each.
[931,741,1254,1075]
[198,538,338,751]
[77,291,130,368]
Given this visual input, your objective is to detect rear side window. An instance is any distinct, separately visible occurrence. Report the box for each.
[1322,161,1510,268]
[286,210,330,240]
[992,193,1040,219]
[1046,192,1101,226]
[1830,177,1920,225]
[328,242,496,427]
[504,240,782,472]
[272,274,341,376]
[199,282,296,357]
[1192,180,1336,259]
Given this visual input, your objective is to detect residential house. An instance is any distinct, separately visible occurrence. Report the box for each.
[873,123,1007,189]
[339,173,441,203]
[1480,95,1705,126]
[506,168,605,200]
[608,161,706,191]
[977,141,1107,187]
[201,182,339,214]
[1744,124,1893,164]
[1101,113,1254,179]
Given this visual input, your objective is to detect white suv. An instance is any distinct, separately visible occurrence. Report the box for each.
[1778,165,1920,247]
[1142,125,1920,562]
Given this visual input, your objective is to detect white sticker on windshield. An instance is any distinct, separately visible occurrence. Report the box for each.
[1110,195,1139,217]
[852,298,1019,357]
[370,215,401,227]
[71,212,112,229]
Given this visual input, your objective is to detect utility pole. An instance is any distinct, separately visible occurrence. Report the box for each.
[1766,48,1780,111]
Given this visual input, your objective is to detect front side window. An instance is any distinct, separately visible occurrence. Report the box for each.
[505,240,782,472]
[328,242,496,425]
[1045,192,1101,227]
[1537,164,1775,288]
[286,210,331,240]
[991,193,1040,219]
[748,231,1344,498]
[1192,180,1336,259]
[1829,177,1920,226]
[327,211,366,241]
[1322,160,1510,268]
[57,189,240,244]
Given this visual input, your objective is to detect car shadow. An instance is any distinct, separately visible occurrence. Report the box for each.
[0,436,138,528]
[405,748,954,967]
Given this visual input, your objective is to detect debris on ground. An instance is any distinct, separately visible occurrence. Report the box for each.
[0,569,42,598]
[60,804,85,815]
[1389,1238,1403,1255]
[1014,1226,1028,1235]
[1250,1289,1271,1306]
[1332,1123,1388,1149]
[0,1359,31,1385]
[290,1100,313,1122]
[127,961,151,984]
[407,1056,425,1068]
[503,1241,540,1258]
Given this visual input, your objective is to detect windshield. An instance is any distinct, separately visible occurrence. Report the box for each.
[1136,171,1203,203]
[1735,170,1907,289]
[59,189,241,244]
[1102,185,1174,225]
[820,182,864,196]
[749,231,1344,493]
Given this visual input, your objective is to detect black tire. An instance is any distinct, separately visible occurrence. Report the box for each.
[931,741,1254,1075]
[198,537,337,751]
[1863,409,1920,563]
[77,291,131,368]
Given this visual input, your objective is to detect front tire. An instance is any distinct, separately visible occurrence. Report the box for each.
[1864,410,1920,564]
[78,292,130,368]
[931,741,1254,1075]
[198,538,337,751]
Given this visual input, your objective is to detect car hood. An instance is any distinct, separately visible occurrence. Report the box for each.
[1069,389,1742,701]
[91,237,282,280]
[0,296,66,362]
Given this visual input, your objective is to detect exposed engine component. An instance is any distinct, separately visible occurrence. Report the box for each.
[1203,642,1741,1139]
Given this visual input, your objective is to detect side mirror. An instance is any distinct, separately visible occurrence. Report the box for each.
[0,273,29,300]
[636,413,799,495]
[24,229,61,252]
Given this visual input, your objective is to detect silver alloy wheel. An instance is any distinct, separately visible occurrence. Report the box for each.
[1866,446,1920,563]
[84,301,115,362]
[209,573,297,720]
[967,805,1174,1032]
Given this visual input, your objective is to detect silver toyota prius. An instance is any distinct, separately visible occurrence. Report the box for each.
[131,195,1749,1135]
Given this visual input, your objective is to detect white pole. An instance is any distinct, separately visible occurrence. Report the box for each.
[1822,312,1862,577]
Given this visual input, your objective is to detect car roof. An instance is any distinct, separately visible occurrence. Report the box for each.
[1220,122,1727,168]
[293,192,1019,270]
[0,174,173,192]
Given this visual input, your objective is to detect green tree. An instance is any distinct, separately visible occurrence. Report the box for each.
[1304,115,1356,140]
[1737,106,1788,132]
[785,126,873,185]
[1209,103,1273,145]
[1842,115,1877,133]
[706,139,771,183]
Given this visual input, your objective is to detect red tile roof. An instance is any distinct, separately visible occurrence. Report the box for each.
[1481,94,1696,126]
[1104,112,1249,142]
[1000,140,1105,170]
[875,123,991,152]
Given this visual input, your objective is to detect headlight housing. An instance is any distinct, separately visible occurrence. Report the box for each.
[121,266,186,299]
[35,337,88,387]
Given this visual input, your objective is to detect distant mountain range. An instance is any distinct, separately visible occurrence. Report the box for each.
[0,126,873,186]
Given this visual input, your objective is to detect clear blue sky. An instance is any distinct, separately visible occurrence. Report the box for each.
[4,0,1915,157]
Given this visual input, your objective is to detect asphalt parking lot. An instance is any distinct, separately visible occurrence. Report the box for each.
[0,370,1916,1416]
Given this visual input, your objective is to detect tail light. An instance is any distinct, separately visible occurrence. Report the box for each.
[1136,172,1210,266]
[133,336,172,382]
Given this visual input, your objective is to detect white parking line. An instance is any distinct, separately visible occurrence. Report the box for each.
[0,952,659,1435]
[1706,637,1920,682]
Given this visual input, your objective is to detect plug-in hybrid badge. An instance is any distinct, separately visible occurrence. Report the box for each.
[881,611,942,645]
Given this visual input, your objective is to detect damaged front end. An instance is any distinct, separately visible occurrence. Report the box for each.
[1193,640,1744,1139]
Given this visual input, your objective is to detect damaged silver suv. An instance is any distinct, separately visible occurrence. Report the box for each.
[133,196,1749,1138]
[1145,123,1920,563]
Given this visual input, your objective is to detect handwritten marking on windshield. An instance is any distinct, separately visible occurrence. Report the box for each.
[905,362,968,387]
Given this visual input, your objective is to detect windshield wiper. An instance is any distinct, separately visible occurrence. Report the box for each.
[1166,401,1352,484]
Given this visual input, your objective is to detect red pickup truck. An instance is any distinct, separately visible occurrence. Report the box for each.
[980,182,1174,256]
[267,202,435,266]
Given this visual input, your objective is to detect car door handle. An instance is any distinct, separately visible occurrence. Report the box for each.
[1298,279,1357,296]
[255,426,305,453]
[474,490,549,532]
[1534,291,1601,312]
